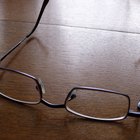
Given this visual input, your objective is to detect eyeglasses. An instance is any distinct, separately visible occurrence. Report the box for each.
[0,67,140,121]
[1,0,140,121]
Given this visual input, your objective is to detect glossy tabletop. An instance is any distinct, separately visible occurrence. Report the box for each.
[0,0,140,139]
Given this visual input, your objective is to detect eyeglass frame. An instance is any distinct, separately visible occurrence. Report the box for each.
[0,67,140,121]
[0,0,140,121]
[0,67,65,108]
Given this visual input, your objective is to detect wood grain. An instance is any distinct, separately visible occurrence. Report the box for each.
[0,0,140,140]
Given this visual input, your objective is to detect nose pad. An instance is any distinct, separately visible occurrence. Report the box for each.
[37,78,45,94]
[68,93,77,101]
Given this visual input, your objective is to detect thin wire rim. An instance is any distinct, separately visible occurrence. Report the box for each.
[65,86,131,121]
[0,67,43,104]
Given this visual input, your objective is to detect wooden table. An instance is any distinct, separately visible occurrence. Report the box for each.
[0,0,140,139]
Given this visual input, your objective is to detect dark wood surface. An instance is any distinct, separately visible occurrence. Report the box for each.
[0,0,140,139]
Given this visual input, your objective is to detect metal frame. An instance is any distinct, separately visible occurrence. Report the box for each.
[65,87,131,121]
[0,67,64,108]
[0,67,140,121]
[64,86,140,121]
[0,0,140,121]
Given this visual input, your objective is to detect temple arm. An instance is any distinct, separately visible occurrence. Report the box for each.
[128,110,140,117]
[0,0,49,61]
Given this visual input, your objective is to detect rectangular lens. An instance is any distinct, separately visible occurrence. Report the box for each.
[66,88,130,121]
[0,69,41,104]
